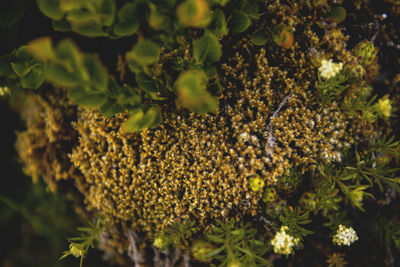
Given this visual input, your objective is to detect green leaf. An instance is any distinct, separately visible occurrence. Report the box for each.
[176,0,212,28]
[11,46,38,77]
[175,70,218,113]
[122,105,162,132]
[99,99,123,116]
[20,64,46,89]
[55,39,88,81]
[113,20,139,36]
[27,37,56,61]
[83,54,108,91]
[116,86,142,106]
[36,0,63,20]
[207,9,228,38]
[206,245,225,257]
[69,87,108,108]
[126,40,160,67]
[72,23,105,37]
[193,33,222,64]
[251,28,268,46]
[325,6,346,24]
[47,63,80,86]
[204,66,217,78]
[113,2,139,36]
[228,11,251,33]
[148,4,169,30]
[242,2,259,18]
[136,72,159,93]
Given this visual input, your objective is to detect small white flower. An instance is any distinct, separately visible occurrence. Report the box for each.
[270,226,300,255]
[319,59,343,79]
[332,225,358,246]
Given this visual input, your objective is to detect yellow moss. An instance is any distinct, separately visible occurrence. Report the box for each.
[15,89,80,192]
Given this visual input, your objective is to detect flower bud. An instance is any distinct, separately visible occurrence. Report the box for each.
[191,240,214,262]
[262,187,277,203]
[299,192,317,210]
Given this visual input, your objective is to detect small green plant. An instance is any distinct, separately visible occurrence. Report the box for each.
[153,221,198,250]
[60,219,105,267]
[206,219,272,266]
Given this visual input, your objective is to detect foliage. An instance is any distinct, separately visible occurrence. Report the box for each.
[206,219,272,266]
[2,0,400,266]
[153,221,198,250]
[60,219,105,267]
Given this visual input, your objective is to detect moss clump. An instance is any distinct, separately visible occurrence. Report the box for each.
[15,88,80,192]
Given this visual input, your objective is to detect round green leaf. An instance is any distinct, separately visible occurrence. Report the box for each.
[193,33,222,64]
[228,11,251,33]
[326,6,346,24]
[126,40,160,66]
[251,28,268,46]
[175,70,218,113]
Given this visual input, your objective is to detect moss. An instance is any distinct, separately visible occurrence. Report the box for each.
[15,88,80,192]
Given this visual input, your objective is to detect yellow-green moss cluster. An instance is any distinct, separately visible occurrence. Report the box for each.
[15,89,79,192]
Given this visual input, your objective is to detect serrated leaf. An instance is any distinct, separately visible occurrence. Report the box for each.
[228,11,250,33]
[193,33,222,64]
[126,40,160,66]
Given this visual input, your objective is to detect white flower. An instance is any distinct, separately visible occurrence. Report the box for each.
[319,59,343,79]
[332,224,358,246]
[270,226,300,255]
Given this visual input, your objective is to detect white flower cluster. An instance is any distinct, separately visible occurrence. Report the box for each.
[270,226,300,255]
[332,224,358,246]
[318,59,343,79]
